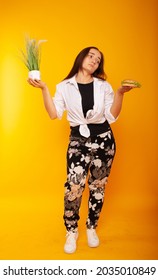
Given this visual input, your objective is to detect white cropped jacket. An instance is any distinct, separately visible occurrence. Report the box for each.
[53,75,117,137]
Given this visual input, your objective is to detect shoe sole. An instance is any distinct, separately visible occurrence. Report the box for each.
[88,241,99,248]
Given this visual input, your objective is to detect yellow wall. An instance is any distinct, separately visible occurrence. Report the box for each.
[0,0,157,259]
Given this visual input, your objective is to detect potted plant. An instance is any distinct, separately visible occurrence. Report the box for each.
[21,36,47,80]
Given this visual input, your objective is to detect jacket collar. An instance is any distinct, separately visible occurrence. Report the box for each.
[66,75,77,86]
[66,75,103,86]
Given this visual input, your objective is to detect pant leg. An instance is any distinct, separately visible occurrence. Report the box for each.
[64,136,91,232]
[86,130,116,229]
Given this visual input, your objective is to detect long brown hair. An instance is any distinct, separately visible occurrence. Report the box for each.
[63,47,107,81]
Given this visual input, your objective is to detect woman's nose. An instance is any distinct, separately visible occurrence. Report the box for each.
[92,58,96,64]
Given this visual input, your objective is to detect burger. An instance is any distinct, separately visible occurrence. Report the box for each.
[121,79,141,88]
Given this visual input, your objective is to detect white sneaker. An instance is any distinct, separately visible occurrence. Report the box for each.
[64,231,78,254]
[87,228,99,247]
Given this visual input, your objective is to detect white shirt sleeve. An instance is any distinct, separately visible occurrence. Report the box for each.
[104,83,118,124]
[52,84,66,119]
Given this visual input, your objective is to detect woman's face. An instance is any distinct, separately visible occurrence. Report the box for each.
[81,48,101,74]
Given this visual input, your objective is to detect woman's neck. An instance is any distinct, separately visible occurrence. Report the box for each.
[75,71,93,84]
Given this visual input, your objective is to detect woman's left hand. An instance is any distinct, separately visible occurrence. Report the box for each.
[117,86,134,94]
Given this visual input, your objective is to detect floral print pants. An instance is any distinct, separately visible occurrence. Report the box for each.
[63,129,116,232]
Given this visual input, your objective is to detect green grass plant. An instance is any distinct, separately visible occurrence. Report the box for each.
[21,36,46,71]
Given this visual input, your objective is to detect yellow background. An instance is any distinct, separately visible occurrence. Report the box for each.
[0,0,157,260]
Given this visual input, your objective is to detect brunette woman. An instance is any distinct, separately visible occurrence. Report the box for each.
[28,46,133,253]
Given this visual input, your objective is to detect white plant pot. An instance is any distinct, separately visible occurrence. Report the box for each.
[28,70,40,80]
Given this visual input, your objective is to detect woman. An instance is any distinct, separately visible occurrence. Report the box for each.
[28,46,133,254]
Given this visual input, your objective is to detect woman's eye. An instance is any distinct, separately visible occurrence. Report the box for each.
[88,54,100,64]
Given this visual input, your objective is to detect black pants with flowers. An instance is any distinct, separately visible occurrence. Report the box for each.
[63,129,116,232]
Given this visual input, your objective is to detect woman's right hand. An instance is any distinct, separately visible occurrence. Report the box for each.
[27,78,47,90]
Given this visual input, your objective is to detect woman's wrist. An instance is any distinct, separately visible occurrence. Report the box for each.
[41,83,48,92]
[116,87,125,95]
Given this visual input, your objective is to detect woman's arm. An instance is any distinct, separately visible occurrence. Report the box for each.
[28,78,57,119]
[110,86,133,119]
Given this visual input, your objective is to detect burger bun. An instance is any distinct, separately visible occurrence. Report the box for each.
[121,79,141,88]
